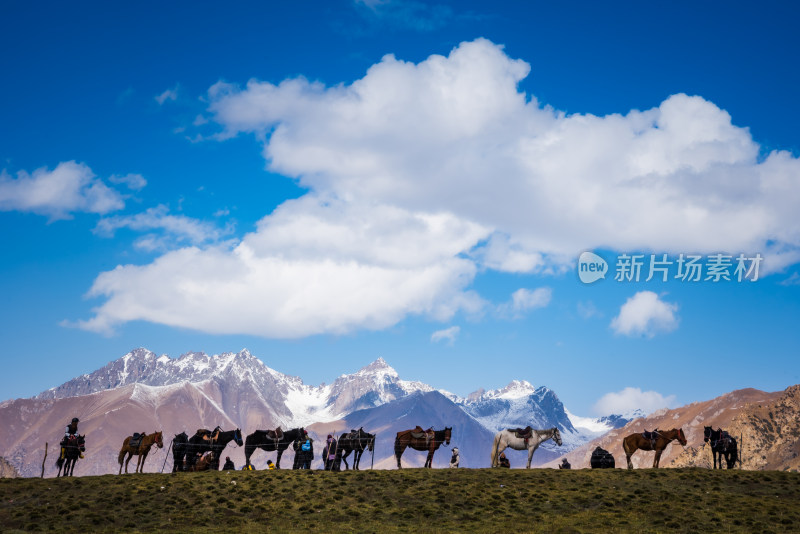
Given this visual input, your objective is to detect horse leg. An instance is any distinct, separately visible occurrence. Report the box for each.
[623,440,635,470]
[140,451,149,473]
[341,450,351,471]
[653,450,662,468]
[125,452,134,474]
[276,448,284,469]
[354,450,361,471]
[395,443,405,469]
[425,449,434,468]
[527,444,538,469]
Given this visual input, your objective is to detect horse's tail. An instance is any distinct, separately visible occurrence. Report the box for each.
[490,433,500,467]
[729,441,739,469]
[118,446,126,466]
[55,457,63,469]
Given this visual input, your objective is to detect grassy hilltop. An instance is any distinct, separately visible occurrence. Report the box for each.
[1,468,799,533]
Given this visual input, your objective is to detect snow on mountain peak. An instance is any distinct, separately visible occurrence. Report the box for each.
[357,357,398,377]
[495,380,537,399]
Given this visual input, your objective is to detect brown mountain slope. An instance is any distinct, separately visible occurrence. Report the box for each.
[671,384,800,470]
[544,387,781,469]
[0,381,255,477]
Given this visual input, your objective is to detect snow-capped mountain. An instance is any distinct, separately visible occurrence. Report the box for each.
[34,349,435,429]
[445,380,585,452]
[1,347,630,476]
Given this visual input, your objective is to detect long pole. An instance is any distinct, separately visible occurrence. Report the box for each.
[371,434,375,470]
[161,440,173,473]
[41,442,48,478]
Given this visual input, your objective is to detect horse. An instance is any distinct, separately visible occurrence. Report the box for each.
[394,427,452,468]
[56,434,85,477]
[185,428,244,471]
[244,427,304,469]
[490,427,563,468]
[704,426,738,469]
[118,431,164,474]
[623,428,686,469]
[339,428,375,470]
[172,432,189,472]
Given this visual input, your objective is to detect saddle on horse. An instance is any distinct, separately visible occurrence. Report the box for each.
[129,432,147,449]
[409,426,434,440]
[642,429,660,448]
[195,427,221,442]
[261,427,284,447]
[509,426,533,445]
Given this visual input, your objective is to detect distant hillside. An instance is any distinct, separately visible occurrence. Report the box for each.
[544,387,783,469]
[671,384,800,471]
[0,348,612,476]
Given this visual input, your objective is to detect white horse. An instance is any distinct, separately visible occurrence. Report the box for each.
[490,427,563,468]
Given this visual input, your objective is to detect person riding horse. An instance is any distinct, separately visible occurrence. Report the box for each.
[61,417,80,460]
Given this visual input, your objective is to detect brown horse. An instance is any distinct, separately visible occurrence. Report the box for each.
[118,431,164,474]
[394,427,452,468]
[623,428,686,469]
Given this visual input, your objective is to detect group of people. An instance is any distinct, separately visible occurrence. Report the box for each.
[292,431,314,469]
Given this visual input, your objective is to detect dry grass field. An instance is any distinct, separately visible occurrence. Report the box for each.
[1,468,799,533]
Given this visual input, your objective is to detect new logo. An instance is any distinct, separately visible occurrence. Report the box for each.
[578,251,607,284]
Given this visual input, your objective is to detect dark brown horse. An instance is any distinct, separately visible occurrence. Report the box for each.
[184,428,243,471]
[704,426,738,469]
[56,434,85,477]
[394,427,451,468]
[118,431,164,474]
[339,428,375,470]
[244,427,303,469]
[623,428,686,469]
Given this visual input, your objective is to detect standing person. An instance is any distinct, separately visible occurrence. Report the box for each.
[323,435,337,471]
[60,417,79,459]
[266,460,276,470]
[222,456,235,470]
[300,432,314,469]
[559,458,571,469]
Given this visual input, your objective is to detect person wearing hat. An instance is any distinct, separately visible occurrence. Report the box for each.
[323,434,337,471]
[559,457,571,469]
[60,417,80,459]
[498,452,510,468]
[266,459,276,470]
[222,456,235,470]
[449,447,460,468]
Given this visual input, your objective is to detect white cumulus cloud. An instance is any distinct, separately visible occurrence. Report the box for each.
[76,196,486,337]
[208,38,800,273]
[610,291,679,337]
[76,38,800,338]
[0,161,125,220]
[593,387,677,417]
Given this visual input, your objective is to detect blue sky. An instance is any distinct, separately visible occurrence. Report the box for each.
[2,1,799,416]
